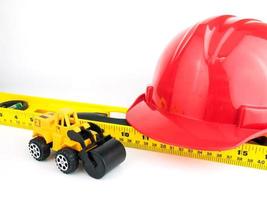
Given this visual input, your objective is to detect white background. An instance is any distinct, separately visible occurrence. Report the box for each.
[0,0,267,200]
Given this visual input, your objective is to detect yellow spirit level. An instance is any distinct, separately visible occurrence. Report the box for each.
[0,92,267,170]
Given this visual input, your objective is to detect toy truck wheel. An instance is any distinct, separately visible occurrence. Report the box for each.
[29,137,50,161]
[55,148,79,174]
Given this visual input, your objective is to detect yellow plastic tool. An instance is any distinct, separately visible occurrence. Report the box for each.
[0,92,267,170]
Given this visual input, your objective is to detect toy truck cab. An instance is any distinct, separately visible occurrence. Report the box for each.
[56,109,88,129]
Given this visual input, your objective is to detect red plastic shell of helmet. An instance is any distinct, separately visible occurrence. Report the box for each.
[126,15,267,150]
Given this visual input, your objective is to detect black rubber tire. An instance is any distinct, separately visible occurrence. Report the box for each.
[55,148,79,174]
[29,137,51,161]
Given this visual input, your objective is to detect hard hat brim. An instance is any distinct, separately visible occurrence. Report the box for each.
[126,94,266,151]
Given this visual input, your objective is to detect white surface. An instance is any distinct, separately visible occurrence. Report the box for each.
[0,1,267,200]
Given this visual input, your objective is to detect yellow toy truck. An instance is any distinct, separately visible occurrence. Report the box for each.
[28,108,126,179]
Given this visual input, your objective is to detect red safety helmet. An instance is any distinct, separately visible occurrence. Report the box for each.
[126,15,267,150]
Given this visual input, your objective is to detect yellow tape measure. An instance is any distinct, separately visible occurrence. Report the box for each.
[0,92,267,170]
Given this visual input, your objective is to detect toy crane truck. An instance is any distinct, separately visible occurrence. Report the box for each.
[29,108,126,179]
